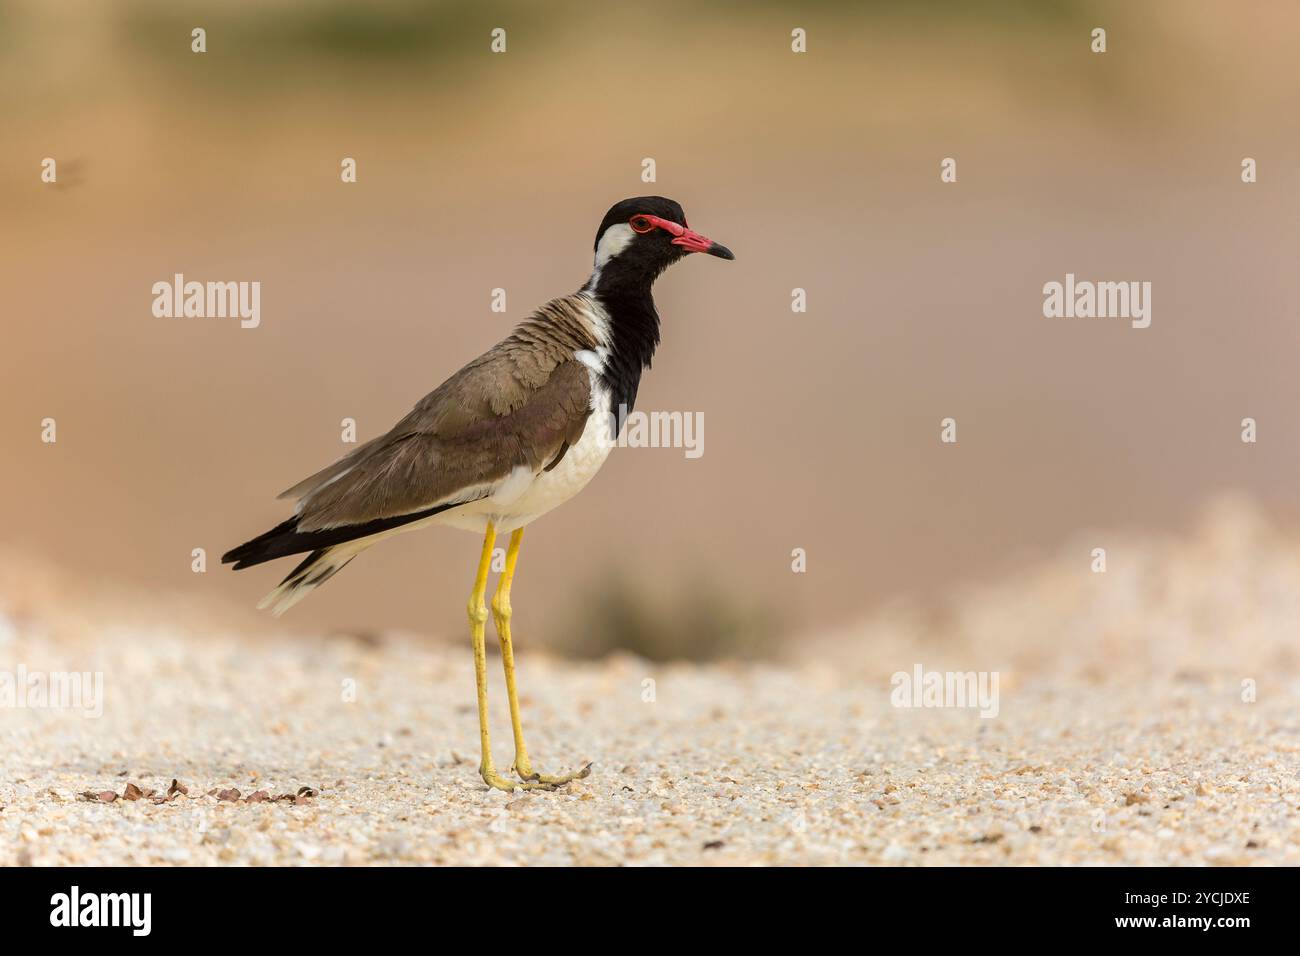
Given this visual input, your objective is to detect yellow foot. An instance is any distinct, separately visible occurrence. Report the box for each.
[480,768,556,793]
[514,762,593,786]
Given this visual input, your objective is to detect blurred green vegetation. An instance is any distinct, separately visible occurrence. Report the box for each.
[0,2,11,55]
[111,0,1099,73]
[117,0,532,89]
[549,570,783,662]
[122,2,504,59]
[0,0,1120,105]
[858,0,1091,25]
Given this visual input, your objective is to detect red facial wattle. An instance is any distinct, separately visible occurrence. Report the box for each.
[630,214,735,260]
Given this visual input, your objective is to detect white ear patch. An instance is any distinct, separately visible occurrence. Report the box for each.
[593,223,635,269]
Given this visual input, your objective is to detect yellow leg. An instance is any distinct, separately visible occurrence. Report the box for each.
[492,527,591,786]
[469,521,552,792]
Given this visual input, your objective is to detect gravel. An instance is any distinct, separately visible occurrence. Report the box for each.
[2,496,1298,865]
[2,636,1296,866]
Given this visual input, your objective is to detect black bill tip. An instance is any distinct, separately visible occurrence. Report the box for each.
[707,242,735,260]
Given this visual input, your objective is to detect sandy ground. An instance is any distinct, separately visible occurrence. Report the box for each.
[2,497,1299,866]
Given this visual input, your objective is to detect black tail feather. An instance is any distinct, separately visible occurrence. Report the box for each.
[222,497,483,571]
[221,517,301,569]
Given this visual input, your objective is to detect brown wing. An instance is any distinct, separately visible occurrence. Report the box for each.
[286,343,594,533]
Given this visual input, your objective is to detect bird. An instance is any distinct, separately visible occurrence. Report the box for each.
[222,196,734,792]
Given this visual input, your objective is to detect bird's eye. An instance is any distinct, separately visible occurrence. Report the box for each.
[629,215,654,233]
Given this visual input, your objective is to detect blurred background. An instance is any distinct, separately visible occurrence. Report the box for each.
[3,0,1299,659]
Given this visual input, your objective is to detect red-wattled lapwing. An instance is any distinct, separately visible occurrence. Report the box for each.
[223,197,734,791]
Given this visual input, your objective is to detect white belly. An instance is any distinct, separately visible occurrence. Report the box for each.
[434,387,615,535]
[434,296,618,537]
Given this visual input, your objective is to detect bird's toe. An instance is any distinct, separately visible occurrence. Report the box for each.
[522,762,592,786]
[481,769,556,793]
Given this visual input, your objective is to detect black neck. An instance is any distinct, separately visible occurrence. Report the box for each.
[587,259,665,421]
